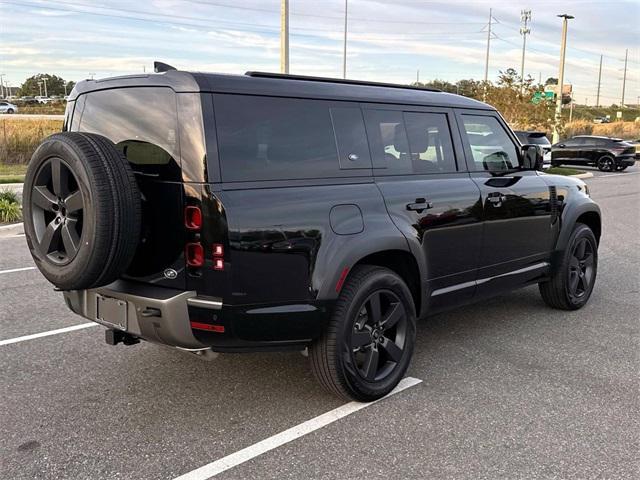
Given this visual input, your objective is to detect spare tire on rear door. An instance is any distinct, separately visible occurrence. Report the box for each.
[23,132,141,290]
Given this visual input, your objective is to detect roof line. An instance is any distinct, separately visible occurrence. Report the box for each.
[244,71,441,92]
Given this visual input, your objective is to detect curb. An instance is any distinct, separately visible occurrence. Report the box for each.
[571,172,594,179]
[0,222,24,237]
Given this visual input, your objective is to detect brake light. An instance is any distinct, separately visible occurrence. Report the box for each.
[185,242,204,267]
[184,206,202,230]
[213,244,224,256]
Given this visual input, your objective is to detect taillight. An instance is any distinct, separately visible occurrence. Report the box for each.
[184,206,202,230]
[185,243,204,267]
[212,243,225,271]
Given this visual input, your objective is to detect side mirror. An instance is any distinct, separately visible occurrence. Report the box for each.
[522,144,543,171]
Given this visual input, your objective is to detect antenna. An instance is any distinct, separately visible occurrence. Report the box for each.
[154,61,177,73]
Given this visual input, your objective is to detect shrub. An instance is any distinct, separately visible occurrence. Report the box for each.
[0,198,21,223]
[0,189,20,204]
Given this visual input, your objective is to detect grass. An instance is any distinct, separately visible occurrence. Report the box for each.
[0,117,63,164]
[546,167,586,176]
[0,189,22,223]
[0,163,28,184]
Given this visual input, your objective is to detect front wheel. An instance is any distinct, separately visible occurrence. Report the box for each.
[7,108,14,114]
[597,155,615,172]
[310,265,416,401]
[539,223,597,310]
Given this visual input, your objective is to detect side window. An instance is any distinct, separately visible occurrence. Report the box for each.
[329,107,371,170]
[363,109,411,174]
[215,94,339,182]
[461,115,520,172]
[404,112,457,173]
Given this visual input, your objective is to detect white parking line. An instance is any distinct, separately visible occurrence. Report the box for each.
[0,266,36,275]
[173,376,423,480]
[0,323,99,346]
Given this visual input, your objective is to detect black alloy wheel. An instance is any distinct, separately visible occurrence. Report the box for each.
[350,289,408,382]
[31,156,85,265]
[597,156,614,172]
[567,236,595,302]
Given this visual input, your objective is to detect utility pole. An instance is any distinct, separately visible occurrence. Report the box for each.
[42,78,48,97]
[280,0,290,74]
[621,48,628,107]
[0,74,5,98]
[38,81,43,97]
[64,82,68,97]
[519,9,531,95]
[89,73,95,80]
[342,0,348,79]
[596,54,602,107]
[483,8,493,101]
[552,14,573,144]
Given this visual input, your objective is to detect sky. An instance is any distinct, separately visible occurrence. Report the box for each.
[0,0,638,106]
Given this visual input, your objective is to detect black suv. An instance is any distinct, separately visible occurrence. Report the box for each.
[552,135,636,171]
[22,67,601,401]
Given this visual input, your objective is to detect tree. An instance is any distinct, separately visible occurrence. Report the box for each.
[18,74,73,97]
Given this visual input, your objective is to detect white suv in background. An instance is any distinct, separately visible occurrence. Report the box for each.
[0,101,18,114]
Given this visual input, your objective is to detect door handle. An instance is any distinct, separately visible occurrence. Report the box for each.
[487,192,507,206]
[406,198,433,213]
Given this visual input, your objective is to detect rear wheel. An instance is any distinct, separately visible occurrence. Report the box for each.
[539,223,597,310]
[23,132,141,290]
[597,155,615,171]
[310,265,416,401]
[7,108,14,114]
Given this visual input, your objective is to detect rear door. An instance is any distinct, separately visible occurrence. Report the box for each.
[456,111,553,296]
[365,105,483,310]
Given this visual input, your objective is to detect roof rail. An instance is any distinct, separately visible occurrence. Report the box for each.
[244,71,441,92]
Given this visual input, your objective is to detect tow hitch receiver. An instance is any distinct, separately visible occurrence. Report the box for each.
[105,329,141,346]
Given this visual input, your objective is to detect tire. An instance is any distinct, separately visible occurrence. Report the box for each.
[310,265,416,401]
[7,108,14,114]
[616,166,628,171]
[597,155,614,172]
[539,223,597,310]
[23,132,141,290]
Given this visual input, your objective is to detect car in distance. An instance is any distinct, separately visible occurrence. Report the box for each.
[22,65,602,401]
[593,116,610,124]
[0,101,18,114]
[552,135,636,171]
[514,130,551,167]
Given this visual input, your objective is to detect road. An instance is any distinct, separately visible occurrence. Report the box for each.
[1,169,638,480]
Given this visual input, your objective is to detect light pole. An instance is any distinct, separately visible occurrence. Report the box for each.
[519,10,531,95]
[0,74,5,98]
[342,0,348,79]
[89,73,95,80]
[38,81,43,97]
[552,14,573,144]
[280,0,289,74]
[42,78,48,98]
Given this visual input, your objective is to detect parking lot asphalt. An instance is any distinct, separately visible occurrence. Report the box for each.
[1,167,639,480]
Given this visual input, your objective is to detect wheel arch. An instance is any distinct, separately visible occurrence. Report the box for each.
[555,201,602,254]
[350,250,422,318]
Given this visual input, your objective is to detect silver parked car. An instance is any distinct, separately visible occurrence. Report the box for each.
[0,101,18,114]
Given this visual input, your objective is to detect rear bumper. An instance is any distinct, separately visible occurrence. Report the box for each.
[63,280,218,349]
[62,280,328,352]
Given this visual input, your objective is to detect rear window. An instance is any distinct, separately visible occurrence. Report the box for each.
[76,87,181,180]
[214,94,340,182]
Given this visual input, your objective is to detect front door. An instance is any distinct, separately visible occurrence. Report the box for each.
[364,105,483,311]
[456,112,553,297]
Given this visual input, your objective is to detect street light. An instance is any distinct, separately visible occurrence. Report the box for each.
[552,14,574,144]
[38,81,43,97]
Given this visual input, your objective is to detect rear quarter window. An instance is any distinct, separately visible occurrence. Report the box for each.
[214,94,340,182]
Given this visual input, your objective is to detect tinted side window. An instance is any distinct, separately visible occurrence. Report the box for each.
[77,87,180,180]
[461,115,520,172]
[363,109,411,174]
[215,94,339,182]
[404,112,457,173]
